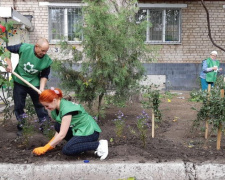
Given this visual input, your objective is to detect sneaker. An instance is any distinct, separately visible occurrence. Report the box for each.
[94,141,102,156]
[95,140,108,160]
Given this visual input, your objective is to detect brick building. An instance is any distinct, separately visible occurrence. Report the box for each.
[1,0,225,90]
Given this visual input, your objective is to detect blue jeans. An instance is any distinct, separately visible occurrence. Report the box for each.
[13,82,49,129]
[200,78,214,91]
[54,122,100,156]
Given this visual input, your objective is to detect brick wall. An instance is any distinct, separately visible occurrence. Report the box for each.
[1,0,224,63]
[0,0,82,43]
[138,1,225,63]
[181,1,225,63]
[1,0,47,43]
[1,0,225,90]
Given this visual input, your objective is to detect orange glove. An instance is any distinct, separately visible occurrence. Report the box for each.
[33,137,55,155]
[33,143,53,155]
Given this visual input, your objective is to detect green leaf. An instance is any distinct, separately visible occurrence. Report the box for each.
[1,36,8,43]
[5,21,14,31]
[1,51,11,59]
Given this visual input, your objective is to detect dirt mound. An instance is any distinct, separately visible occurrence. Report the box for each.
[0,91,225,164]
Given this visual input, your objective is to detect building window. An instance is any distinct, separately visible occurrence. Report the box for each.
[137,8,181,44]
[49,7,83,43]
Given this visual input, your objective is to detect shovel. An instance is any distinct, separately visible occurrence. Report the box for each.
[12,71,42,94]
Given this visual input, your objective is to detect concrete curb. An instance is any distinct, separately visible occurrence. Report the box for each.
[0,161,225,180]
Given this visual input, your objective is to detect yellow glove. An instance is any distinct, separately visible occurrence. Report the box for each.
[32,137,55,156]
[33,143,53,156]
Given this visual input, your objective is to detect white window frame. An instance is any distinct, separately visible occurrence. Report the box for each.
[138,3,187,45]
[39,2,86,44]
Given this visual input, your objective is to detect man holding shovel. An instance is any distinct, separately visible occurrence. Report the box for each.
[4,38,52,136]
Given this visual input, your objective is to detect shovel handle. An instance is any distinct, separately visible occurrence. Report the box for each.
[12,71,42,94]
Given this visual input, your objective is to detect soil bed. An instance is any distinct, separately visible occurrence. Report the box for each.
[0,91,225,164]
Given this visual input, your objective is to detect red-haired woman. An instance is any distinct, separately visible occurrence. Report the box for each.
[32,87,108,160]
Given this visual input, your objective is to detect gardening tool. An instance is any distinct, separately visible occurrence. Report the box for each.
[12,71,42,94]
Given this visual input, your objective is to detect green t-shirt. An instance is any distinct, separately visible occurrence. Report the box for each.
[206,57,220,82]
[13,43,52,86]
[51,99,102,136]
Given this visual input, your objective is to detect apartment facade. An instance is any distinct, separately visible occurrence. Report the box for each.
[1,0,225,90]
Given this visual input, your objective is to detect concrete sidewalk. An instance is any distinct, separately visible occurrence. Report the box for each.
[0,161,224,180]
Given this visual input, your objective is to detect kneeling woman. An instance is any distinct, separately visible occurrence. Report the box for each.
[32,87,108,160]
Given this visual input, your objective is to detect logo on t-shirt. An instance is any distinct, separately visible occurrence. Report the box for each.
[24,62,38,74]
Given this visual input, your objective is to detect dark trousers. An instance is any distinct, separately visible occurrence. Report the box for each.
[54,122,100,156]
[13,82,49,128]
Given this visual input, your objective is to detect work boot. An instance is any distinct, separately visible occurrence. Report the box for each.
[95,140,108,160]
[15,113,26,136]
[16,124,23,136]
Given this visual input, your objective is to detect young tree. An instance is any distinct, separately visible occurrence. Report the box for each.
[54,0,158,119]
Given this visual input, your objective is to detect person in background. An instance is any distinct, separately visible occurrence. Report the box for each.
[32,87,108,160]
[5,38,52,136]
[199,51,222,91]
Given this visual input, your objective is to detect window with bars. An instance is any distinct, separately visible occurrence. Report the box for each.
[49,7,83,43]
[136,8,181,44]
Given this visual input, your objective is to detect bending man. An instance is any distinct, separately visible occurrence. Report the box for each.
[5,38,53,136]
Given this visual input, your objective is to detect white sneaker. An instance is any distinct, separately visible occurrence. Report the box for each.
[95,140,104,157]
[95,140,108,160]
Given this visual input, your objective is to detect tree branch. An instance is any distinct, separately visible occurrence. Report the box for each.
[201,0,225,52]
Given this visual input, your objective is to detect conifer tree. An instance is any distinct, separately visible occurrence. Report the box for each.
[54,0,158,118]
